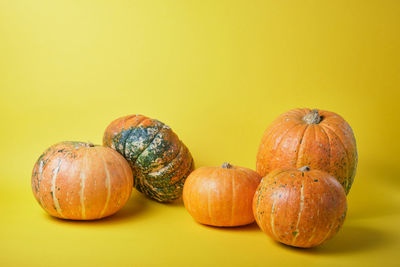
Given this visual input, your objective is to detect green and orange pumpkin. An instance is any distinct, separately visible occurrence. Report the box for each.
[32,142,133,220]
[256,108,357,194]
[103,115,194,202]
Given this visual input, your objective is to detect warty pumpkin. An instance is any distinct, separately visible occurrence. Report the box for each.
[31,142,133,220]
[253,166,347,248]
[103,114,194,202]
[256,108,357,194]
[183,162,262,227]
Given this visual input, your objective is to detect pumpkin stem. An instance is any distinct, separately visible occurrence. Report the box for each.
[87,142,95,147]
[303,109,322,124]
[222,162,233,169]
[298,166,311,172]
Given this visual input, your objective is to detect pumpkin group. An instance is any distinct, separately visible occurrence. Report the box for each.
[31,107,356,249]
[253,166,347,248]
[256,108,357,194]
[31,142,133,220]
[183,163,262,227]
[103,114,194,202]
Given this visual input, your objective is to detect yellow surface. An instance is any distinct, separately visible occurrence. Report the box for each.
[0,1,399,266]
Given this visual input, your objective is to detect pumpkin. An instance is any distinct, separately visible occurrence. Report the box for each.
[256,108,357,194]
[183,162,262,227]
[31,142,133,220]
[253,166,347,248]
[103,114,194,202]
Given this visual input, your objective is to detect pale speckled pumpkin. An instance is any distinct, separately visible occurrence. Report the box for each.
[253,166,347,248]
[31,142,133,220]
[256,108,357,194]
[103,114,194,202]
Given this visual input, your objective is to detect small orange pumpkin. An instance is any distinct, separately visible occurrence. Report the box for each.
[31,142,133,220]
[253,166,347,248]
[256,108,357,194]
[183,162,262,227]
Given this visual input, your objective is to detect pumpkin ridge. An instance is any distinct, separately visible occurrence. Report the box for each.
[256,170,287,233]
[136,118,163,140]
[145,139,183,176]
[33,143,77,206]
[111,116,148,152]
[50,151,73,218]
[34,149,54,201]
[99,153,112,217]
[319,176,337,243]
[294,125,310,168]
[164,144,192,183]
[258,109,303,152]
[146,150,187,186]
[270,197,279,240]
[167,158,194,198]
[315,172,336,244]
[270,124,304,170]
[321,125,350,192]
[262,116,292,142]
[291,179,305,245]
[306,173,324,246]
[138,157,193,202]
[124,115,148,130]
[284,108,307,118]
[119,128,134,157]
[123,123,165,167]
[79,149,89,219]
[129,125,164,168]
[255,179,265,231]
[318,125,332,176]
[324,123,356,178]
[259,113,298,153]
[135,126,183,175]
[147,143,184,177]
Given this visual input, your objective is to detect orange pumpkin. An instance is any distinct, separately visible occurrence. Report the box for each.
[256,108,357,194]
[31,142,133,220]
[183,162,262,227]
[253,166,347,248]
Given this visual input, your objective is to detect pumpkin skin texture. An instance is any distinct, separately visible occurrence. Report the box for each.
[253,167,347,248]
[183,163,262,227]
[256,108,357,194]
[31,142,133,220]
[103,114,194,202]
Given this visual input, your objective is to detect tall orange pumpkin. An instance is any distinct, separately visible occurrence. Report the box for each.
[256,108,357,194]
[31,142,133,220]
[253,167,347,248]
[183,163,262,227]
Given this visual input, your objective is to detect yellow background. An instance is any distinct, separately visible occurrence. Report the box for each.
[1,0,399,266]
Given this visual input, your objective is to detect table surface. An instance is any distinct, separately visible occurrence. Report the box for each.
[1,1,399,266]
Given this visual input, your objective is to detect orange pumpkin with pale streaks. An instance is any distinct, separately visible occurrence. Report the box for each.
[256,108,357,194]
[183,163,262,227]
[31,142,133,220]
[253,166,347,248]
